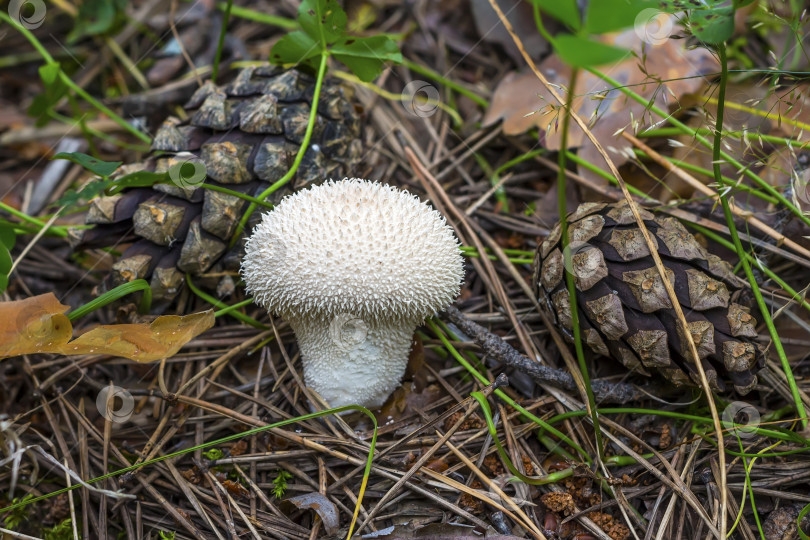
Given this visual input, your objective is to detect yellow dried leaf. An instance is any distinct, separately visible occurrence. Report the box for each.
[0,293,215,361]
[0,293,72,357]
[62,311,215,361]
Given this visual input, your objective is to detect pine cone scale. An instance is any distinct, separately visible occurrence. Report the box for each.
[74,66,363,300]
[534,201,766,394]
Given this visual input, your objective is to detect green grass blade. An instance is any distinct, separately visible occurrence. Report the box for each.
[68,280,152,321]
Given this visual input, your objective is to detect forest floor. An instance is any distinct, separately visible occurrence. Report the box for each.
[1,1,810,539]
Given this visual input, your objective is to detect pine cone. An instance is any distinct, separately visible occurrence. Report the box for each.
[72,65,363,300]
[532,201,766,394]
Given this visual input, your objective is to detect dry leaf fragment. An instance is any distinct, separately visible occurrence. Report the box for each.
[0,293,72,357]
[483,17,718,185]
[0,293,214,361]
[283,493,339,536]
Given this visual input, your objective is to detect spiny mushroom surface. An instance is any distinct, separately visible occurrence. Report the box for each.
[241,178,465,407]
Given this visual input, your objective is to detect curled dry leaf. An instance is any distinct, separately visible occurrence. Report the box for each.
[283,493,339,536]
[0,293,214,361]
[483,16,718,185]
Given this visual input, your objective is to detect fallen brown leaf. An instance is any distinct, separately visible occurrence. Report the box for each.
[1,293,214,362]
[483,16,718,186]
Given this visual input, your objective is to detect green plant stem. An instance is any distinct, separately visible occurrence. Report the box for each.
[798,501,810,540]
[556,68,604,462]
[67,280,152,320]
[0,12,151,144]
[472,391,574,485]
[639,127,810,151]
[459,246,535,257]
[214,298,254,318]
[427,319,591,463]
[461,253,533,264]
[66,81,151,142]
[735,438,765,539]
[435,319,490,382]
[565,151,648,198]
[531,3,554,43]
[0,202,68,238]
[229,52,329,248]
[548,408,804,445]
[711,44,807,429]
[185,274,267,329]
[495,148,546,176]
[211,0,233,83]
[332,71,463,127]
[216,3,297,29]
[401,58,488,108]
[631,149,779,205]
[588,67,810,230]
[473,154,510,211]
[459,246,534,264]
[198,183,275,209]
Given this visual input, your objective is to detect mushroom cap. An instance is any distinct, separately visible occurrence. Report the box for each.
[241,178,464,323]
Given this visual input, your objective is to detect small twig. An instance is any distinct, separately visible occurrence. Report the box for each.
[443,305,646,404]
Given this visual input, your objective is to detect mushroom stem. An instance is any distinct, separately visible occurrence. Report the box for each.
[289,314,415,408]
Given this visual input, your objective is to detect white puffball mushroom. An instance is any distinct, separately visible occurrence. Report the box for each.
[241,178,465,408]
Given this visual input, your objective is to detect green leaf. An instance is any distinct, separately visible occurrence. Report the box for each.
[554,34,630,67]
[0,246,12,275]
[733,0,756,7]
[585,0,658,34]
[109,170,169,194]
[529,0,581,30]
[56,179,114,207]
[0,275,8,294]
[29,63,68,126]
[39,62,61,85]
[690,6,734,44]
[298,0,346,45]
[53,152,122,178]
[0,224,15,251]
[68,0,121,42]
[798,501,810,540]
[331,35,403,82]
[56,164,162,207]
[268,0,402,82]
[270,31,322,69]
